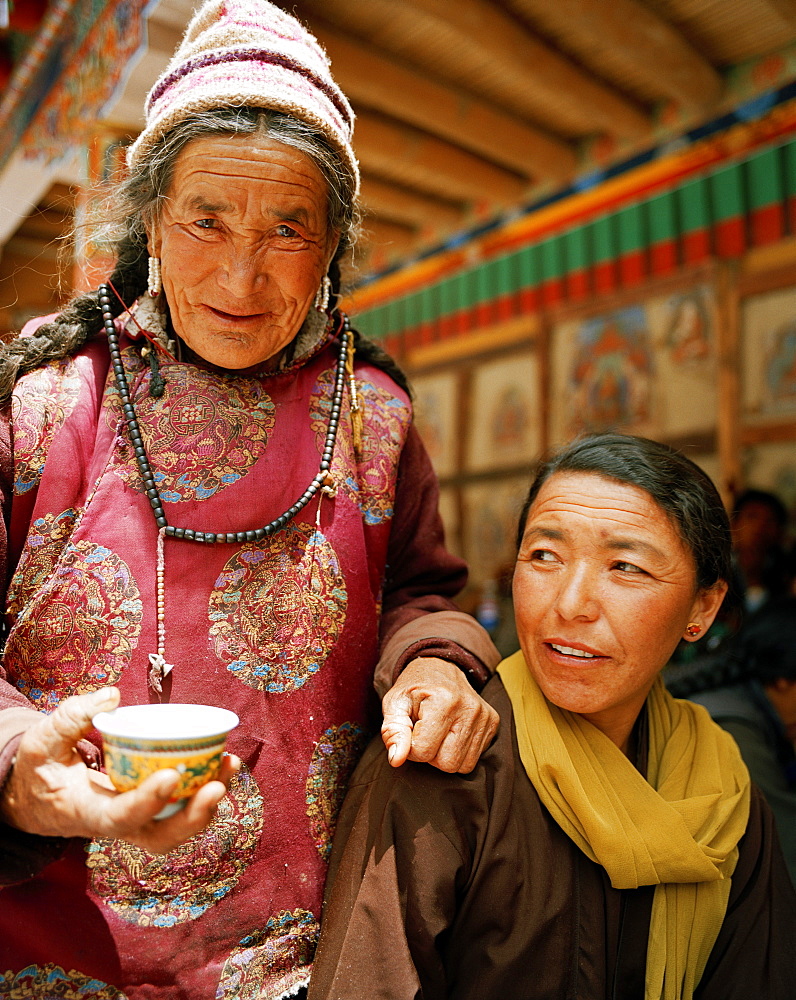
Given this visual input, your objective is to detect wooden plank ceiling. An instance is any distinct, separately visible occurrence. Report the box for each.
[10,0,796,292]
[139,0,796,274]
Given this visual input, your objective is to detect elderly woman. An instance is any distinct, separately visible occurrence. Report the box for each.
[0,2,498,997]
[309,434,796,1000]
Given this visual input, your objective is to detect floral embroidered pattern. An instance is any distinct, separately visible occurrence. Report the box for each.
[216,909,319,999]
[306,722,367,862]
[112,364,275,501]
[0,964,127,998]
[5,509,79,624]
[86,767,263,927]
[309,370,410,525]
[209,525,347,693]
[11,359,83,495]
[4,541,142,713]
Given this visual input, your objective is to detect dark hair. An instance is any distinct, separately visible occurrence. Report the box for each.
[516,433,732,591]
[732,488,788,528]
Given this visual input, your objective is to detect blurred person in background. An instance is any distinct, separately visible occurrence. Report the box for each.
[731,488,792,612]
[671,596,796,888]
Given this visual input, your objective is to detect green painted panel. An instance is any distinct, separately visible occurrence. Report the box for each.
[540,235,564,280]
[784,139,796,198]
[475,260,492,303]
[356,305,383,339]
[404,291,423,326]
[495,253,516,295]
[439,276,458,315]
[458,268,480,310]
[563,226,589,272]
[420,284,438,322]
[746,147,784,210]
[516,243,540,287]
[590,215,615,263]
[710,164,744,221]
[678,177,710,232]
[384,297,404,333]
[617,203,645,254]
[647,191,677,243]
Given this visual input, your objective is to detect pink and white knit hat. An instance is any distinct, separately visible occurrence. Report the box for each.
[127,0,359,194]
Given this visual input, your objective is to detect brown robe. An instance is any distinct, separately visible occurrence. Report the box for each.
[309,676,796,1000]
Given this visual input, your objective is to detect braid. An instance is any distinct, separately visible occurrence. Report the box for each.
[0,235,148,409]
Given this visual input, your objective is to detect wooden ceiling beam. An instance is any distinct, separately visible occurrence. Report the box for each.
[354,110,528,205]
[510,0,722,111]
[313,25,576,182]
[301,0,649,139]
[360,175,464,231]
[357,217,418,258]
[764,0,796,28]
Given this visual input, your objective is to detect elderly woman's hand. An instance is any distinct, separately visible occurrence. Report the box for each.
[381,658,499,773]
[0,688,240,855]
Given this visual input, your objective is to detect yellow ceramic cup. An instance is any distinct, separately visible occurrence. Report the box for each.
[93,703,239,819]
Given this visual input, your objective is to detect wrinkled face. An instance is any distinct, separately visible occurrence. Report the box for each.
[513,471,725,750]
[150,134,338,370]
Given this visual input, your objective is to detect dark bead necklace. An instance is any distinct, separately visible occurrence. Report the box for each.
[98,284,348,545]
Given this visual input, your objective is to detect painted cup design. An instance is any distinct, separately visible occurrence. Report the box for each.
[93,704,239,818]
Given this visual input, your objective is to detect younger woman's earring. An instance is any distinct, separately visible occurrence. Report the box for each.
[314,274,331,313]
[685,622,702,637]
[148,256,162,297]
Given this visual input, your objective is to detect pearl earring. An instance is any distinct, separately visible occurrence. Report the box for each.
[314,275,331,313]
[148,256,162,297]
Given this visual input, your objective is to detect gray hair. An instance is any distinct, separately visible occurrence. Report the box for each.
[0,108,360,405]
[112,106,359,256]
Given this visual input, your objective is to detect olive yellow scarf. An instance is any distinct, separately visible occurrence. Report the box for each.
[498,650,751,1000]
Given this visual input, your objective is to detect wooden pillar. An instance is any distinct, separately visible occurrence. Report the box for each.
[715,260,742,506]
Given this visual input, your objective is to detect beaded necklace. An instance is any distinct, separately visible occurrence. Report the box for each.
[98,283,350,693]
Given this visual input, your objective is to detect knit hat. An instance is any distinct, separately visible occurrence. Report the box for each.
[127,0,359,194]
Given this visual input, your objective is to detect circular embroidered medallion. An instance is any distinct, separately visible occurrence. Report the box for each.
[86,767,263,927]
[216,909,319,999]
[0,964,127,999]
[112,364,275,501]
[310,369,410,525]
[209,525,347,693]
[6,509,79,623]
[5,540,142,713]
[11,358,83,495]
[306,722,368,861]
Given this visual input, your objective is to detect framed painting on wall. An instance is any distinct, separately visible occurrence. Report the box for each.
[550,304,655,446]
[465,351,540,473]
[650,284,717,438]
[550,286,718,447]
[411,371,459,479]
[741,287,796,422]
[460,475,530,589]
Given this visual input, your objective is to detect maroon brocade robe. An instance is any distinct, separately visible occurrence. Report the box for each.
[0,315,486,999]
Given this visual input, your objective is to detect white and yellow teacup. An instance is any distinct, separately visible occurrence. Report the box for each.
[93,703,239,819]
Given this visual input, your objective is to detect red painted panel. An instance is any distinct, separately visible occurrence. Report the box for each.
[750,203,785,246]
[650,239,678,275]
